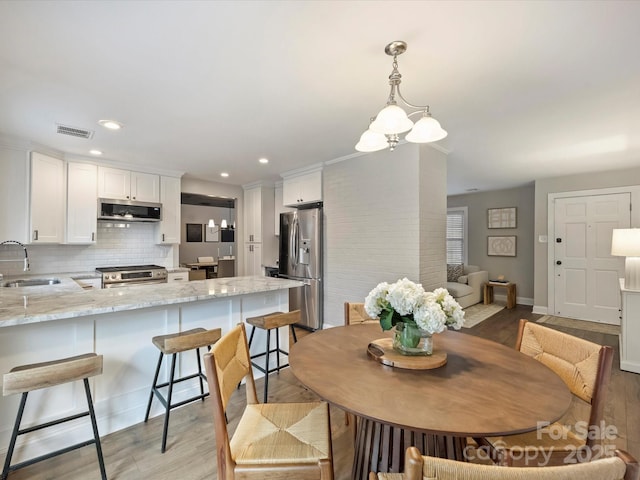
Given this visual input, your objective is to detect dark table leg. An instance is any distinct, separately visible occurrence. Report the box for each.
[352,416,467,480]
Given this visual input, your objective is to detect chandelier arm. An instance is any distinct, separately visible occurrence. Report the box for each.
[406,110,429,119]
[395,85,429,111]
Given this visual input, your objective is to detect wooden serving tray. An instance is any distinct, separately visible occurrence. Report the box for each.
[367,338,447,370]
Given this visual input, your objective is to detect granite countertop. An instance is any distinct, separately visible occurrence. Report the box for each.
[0,275,303,328]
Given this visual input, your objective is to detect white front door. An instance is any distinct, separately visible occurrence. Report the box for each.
[554,193,630,324]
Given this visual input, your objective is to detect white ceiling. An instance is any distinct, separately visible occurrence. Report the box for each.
[1,1,639,195]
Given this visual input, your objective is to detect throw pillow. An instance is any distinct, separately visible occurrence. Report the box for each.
[447,264,464,282]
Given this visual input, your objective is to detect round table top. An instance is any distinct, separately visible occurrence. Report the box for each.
[289,324,572,437]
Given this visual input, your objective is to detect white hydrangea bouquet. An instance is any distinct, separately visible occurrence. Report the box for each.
[364,278,464,355]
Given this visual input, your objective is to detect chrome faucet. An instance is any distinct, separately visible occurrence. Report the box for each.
[0,240,31,273]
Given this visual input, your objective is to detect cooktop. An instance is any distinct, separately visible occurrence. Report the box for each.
[95,265,165,273]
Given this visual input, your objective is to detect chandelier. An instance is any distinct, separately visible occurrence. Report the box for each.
[355,41,448,153]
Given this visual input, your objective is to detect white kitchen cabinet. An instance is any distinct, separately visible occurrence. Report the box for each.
[244,186,264,243]
[98,166,159,202]
[156,176,181,244]
[274,184,293,236]
[619,279,640,374]
[282,170,322,207]
[0,145,29,242]
[244,243,263,276]
[66,162,97,244]
[30,152,64,243]
[167,271,188,283]
[243,184,275,276]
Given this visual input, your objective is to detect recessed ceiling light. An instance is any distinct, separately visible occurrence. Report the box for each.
[98,119,123,130]
[259,157,269,164]
[220,172,229,178]
[89,149,103,155]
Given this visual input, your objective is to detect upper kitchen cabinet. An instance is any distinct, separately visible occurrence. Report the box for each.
[282,168,322,207]
[0,144,29,242]
[30,152,64,243]
[66,162,97,244]
[274,183,293,236]
[156,176,181,244]
[98,166,160,202]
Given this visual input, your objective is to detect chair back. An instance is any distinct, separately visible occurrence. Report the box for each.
[205,323,258,411]
[398,447,636,480]
[203,324,259,479]
[515,319,613,448]
[344,302,377,325]
[217,258,235,278]
[197,256,214,263]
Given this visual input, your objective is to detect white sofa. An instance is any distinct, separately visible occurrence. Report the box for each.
[445,265,488,309]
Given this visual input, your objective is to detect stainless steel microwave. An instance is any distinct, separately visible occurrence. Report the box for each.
[98,198,162,222]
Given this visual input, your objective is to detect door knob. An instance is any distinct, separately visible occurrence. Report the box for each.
[556,260,562,265]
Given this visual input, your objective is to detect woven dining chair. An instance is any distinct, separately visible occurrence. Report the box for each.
[475,319,614,467]
[344,302,378,325]
[343,302,378,431]
[370,446,639,480]
[203,323,334,480]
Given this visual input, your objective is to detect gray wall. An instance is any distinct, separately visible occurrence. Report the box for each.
[534,166,640,310]
[448,185,535,303]
[180,177,243,270]
[179,204,235,265]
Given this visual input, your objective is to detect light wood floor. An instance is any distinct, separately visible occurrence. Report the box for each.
[4,305,639,479]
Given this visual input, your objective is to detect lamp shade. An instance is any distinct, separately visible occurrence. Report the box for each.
[221,219,228,228]
[355,129,388,152]
[369,104,413,134]
[208,219,215,228]
[611,228,640,256]
[405,115,448,143]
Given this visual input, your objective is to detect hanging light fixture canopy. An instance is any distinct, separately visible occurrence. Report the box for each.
[355,41,447,153]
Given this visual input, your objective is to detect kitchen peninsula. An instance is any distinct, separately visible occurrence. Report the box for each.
[0,275,301,461]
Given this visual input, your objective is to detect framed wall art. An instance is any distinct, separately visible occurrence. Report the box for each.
[205,225,220,242]
[487,207,517,229]
[186,223,203,242]
[488,235,517,257]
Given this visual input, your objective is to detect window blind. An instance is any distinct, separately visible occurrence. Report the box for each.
[447,210,465,264]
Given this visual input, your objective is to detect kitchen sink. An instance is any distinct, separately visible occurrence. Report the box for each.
[1,278,61,288]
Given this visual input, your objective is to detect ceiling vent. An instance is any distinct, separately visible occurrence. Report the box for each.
[55,123,94,139]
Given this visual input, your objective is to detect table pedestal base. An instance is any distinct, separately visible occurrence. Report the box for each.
[353,416,467,480]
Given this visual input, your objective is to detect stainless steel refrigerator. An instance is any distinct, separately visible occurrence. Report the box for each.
[278,206,323,330]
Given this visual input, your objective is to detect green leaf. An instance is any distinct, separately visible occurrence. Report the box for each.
[380,309,394,331]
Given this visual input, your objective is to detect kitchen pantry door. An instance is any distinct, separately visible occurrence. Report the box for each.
[553,193,630,324]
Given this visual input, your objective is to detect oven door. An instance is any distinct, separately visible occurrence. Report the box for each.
[103,279,168,289]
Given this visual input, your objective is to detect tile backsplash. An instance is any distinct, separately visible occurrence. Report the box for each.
[0,223,174,276]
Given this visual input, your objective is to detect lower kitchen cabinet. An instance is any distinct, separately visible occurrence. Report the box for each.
[244,243,263,276]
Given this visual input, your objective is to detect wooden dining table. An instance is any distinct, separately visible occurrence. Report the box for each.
[288,323,572,479]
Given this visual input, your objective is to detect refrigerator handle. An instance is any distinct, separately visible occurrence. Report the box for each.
[293,217,300,265]
[289,217,297,268]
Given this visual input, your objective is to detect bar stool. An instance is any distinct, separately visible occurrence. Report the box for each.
[246,310,300,403]
[144,327,221,453]
[2,353,107,480]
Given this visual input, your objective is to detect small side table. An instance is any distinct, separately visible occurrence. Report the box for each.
[484,281,517,309]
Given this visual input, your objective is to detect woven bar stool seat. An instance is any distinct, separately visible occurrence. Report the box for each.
[144,327,221,452]
[246,310,300,403]
[2,353,107,480]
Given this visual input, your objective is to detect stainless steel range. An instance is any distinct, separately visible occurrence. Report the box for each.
[96,265,168,288]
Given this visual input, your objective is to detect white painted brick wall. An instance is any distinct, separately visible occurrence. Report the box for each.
[324,143,446,327]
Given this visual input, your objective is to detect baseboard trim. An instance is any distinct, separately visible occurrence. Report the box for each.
[532,305,548,315]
